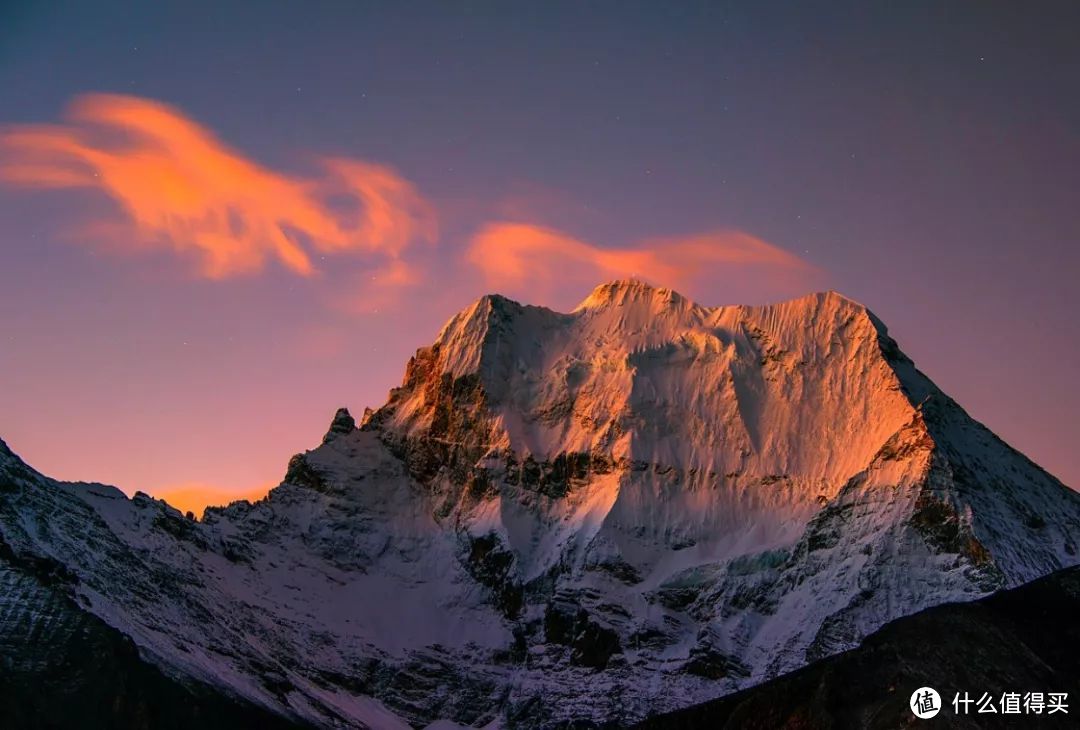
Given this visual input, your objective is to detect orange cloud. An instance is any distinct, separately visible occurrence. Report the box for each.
[466,222,816,295]
[0,93,435,279]
[150,481,275,517]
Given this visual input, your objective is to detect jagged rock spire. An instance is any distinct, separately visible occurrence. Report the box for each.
[322,407,356,444]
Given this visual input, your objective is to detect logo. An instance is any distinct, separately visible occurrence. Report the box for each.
[911,687,942,719]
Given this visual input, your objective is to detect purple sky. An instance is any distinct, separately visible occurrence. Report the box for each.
[1,2,1077,509]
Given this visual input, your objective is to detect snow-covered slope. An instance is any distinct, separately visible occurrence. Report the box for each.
[2,280,1078,728]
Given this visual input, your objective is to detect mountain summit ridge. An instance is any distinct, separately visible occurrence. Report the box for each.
[377,280,925,484]
[1,281,1078,728]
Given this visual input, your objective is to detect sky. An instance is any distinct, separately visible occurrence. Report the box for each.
[1,1,1078,511]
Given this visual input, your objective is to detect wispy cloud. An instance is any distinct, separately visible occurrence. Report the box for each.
[466,222,817,303]
[1,93,819,314]
[0,93,435,279]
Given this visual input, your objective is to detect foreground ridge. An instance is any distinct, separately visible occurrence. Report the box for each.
[635,565,1080,730]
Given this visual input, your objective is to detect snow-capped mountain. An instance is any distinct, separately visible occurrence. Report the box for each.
[2,279,1078,728]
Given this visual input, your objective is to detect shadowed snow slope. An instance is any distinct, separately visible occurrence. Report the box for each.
[634,565,1080,730]
[2,280,1078,729]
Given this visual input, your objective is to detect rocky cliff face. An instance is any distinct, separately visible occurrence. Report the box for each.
[2,280,1078,728]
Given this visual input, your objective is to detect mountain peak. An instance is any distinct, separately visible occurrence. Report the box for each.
[378,279,928,490]
[574,278,688,311]
[767,288,868,316]
[573,281,872,321]
[322,407,356,444]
